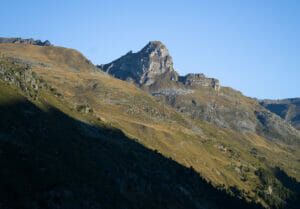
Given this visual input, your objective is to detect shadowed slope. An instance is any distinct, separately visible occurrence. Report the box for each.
[0,84,265,209]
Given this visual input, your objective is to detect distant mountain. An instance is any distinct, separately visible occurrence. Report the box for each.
[259,98,300,130]
[0,37,52,46]
[99,41,300,144]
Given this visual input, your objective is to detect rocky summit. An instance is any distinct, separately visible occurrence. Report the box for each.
[0,37,52,46]
[98,41,177,85]
[98,41,219,89]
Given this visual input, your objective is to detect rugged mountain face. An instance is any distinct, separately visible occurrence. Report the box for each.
[1,40,300,209]
[99,41,300,144]
[98,41,177,86]
[98,41,219,89]
[0,37,52,46]
[259,98,300,130]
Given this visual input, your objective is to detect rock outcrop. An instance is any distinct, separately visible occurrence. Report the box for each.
[179,73,220,90]
[0,37,52,46]
[98,41,219,89]
[0,58,40,99]
[0,57,67,103]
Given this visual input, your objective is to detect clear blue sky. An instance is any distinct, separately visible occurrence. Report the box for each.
[1,0,299,99]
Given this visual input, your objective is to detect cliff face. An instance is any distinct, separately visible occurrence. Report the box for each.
[0,37,52,46]
[138,41,176,85]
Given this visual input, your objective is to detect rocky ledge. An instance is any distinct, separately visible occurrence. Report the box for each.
[179,73,220,90]
[0,37,52,46]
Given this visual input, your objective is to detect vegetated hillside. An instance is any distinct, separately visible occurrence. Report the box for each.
[259,98,300,130]
[99,41,300,145]
[0,57,266,209]
[0,41,300,208]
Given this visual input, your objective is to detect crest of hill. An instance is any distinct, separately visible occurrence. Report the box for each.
[0,37,52,46]
[0,42,104,74]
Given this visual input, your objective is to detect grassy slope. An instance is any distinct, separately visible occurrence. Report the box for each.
[0,44,299,208]
[0,43,103,73]
[0,65,268,209]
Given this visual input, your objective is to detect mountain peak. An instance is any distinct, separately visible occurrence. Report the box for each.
[99,41,175,85]
[98,41,220,89]
[140,41,169,56]
[143,41,164,49]
[146,40,164,47]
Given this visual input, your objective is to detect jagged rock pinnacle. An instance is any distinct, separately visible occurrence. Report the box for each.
[99,41,176,86]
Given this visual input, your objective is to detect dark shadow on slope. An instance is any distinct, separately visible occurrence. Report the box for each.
[0,99,264,209]
[254,167,300,209]
[274,167,300,208]
[262,104,288,119]
[274,167,300,193]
